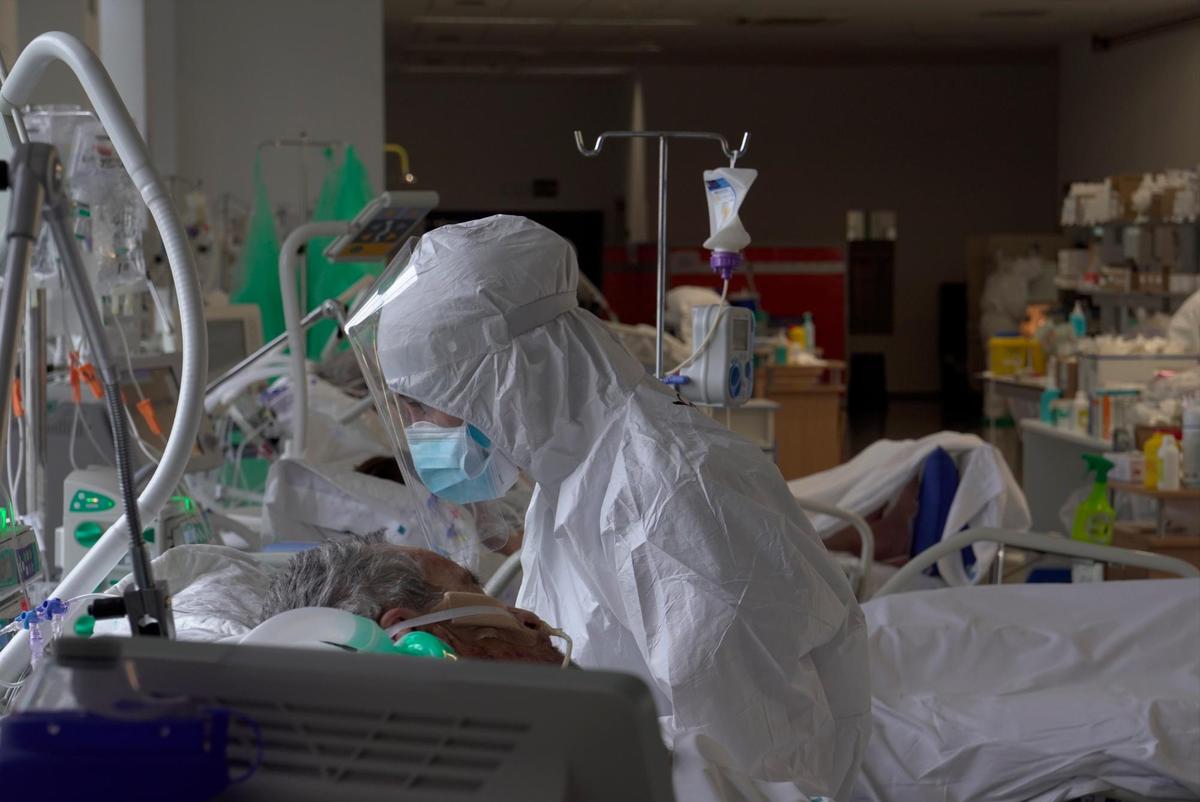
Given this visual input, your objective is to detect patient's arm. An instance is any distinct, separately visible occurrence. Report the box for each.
[821,476,920,564]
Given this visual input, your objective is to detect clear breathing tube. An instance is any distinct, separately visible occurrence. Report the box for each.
[0,33,208,683]
[384,605,515,640]
[386,606,575,669]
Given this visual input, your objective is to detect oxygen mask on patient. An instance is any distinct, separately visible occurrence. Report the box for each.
[386,592,574,668]
[243,597,572,668]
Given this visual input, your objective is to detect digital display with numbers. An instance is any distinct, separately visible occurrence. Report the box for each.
[732,318,750,352]
[325,191,440,263]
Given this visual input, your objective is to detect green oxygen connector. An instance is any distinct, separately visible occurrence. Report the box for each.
[394,630,457,660]
[74,615,96,638]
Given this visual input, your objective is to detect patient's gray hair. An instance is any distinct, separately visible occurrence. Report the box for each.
[261,533,439,622]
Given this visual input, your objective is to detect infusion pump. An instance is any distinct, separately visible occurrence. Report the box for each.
[679,304,756,407]
[56,467,211,586]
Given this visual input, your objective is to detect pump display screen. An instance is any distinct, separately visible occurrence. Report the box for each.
[732,318,751,352]
[336,210,426,259]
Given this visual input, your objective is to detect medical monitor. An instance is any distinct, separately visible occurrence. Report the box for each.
[41,636,674,802]
[204,303,264,378]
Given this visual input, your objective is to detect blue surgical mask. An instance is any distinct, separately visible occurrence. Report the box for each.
[405,421,519,504]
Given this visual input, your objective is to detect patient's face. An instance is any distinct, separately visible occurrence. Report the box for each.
[382,546,566,667]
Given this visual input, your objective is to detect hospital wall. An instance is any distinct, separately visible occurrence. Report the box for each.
[1058,25,1200,184]
[385,73,631,243]
[1,0,95,108]
[168,0,386,223]
[3,0,386,231]
[388,60,1059,394]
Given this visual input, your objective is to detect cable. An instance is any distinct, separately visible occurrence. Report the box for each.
[76,403,113,466]
[112,314,147,403]
[6,409,17,513]
[125,407,160,466]
[68,403,82,472]
[2,413,16,517]
[9,415,24,517]
[667,279,730,375]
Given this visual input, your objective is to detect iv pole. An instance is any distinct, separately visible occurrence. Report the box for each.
[574,129,750,378]
[256,134,346,317]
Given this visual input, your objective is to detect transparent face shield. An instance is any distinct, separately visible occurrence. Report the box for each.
[345,240,513,562]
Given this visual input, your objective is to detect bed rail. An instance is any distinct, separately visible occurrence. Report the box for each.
[874,528,1199,598]
[792,496,875,599]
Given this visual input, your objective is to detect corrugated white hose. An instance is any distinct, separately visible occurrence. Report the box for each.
[278,221,350,460]
[0,33,207,682]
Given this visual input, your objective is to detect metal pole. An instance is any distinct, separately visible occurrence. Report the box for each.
[22,288,46,565]
[572,129,750,378]
[992,543,1006,585]
[0,46,29,144]
[0,146,49,474]
[47,203,152,592]
[298,134,309,312]
[655,136,668,379]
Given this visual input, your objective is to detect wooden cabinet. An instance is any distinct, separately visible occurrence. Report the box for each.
[764,363,845,480]
[1107,522,1200,580]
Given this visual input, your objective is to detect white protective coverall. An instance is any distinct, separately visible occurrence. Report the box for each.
[375,215,870,800]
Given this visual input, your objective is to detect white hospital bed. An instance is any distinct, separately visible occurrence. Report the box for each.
[858,528,1200,802]
[60,529,1199,802]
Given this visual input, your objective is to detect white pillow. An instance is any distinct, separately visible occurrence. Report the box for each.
[100,545,275,642]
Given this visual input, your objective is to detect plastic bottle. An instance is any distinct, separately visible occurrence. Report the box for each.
[1072,391,1089,433]
[1143,432,1164,489]
[786,326,806,365]
[1039,358,1061,423]
[773,331,788,365]
[1069,301,1087,338]
[1158,434,1181,491]
[802,311,816,354]
[1071,454,1115,546]
[1183,402,1200,489]
[702,167,758,280]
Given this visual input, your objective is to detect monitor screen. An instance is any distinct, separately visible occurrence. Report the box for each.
[732,318,751,352]
[207,319,249,376]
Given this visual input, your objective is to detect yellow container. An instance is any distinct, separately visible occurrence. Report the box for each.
[987,336,1047,376]
[1144,432,1164,489]
[988,336,1030,376]
[1029,340,1046,376]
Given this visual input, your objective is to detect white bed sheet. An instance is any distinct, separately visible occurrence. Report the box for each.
[858,579,1200,802]
[101,550,1200,802]
[100,546,275,642]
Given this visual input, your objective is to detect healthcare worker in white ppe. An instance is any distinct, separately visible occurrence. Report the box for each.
[347,214,870,801]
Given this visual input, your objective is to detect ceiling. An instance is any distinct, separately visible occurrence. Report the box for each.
[384,0,1200,70]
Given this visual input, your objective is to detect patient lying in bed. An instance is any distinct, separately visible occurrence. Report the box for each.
[260,533,565,666]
